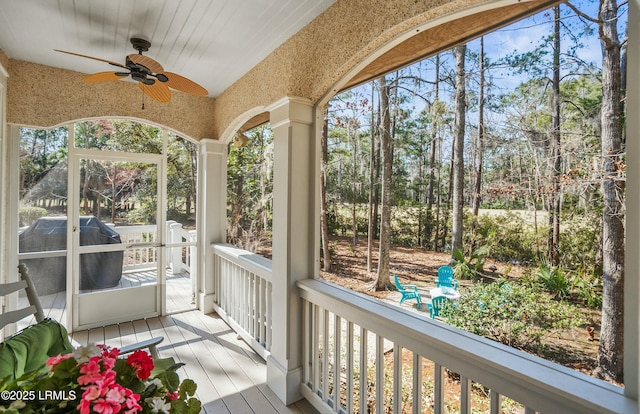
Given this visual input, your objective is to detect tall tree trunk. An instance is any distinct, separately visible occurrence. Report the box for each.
[351,124,359,246]
[596,0,625,383]
[367,83,376,273]
[320,108,332,271]
[373,110,381,239]
[433,136,443,251]
[375,76,393,290]
[451,45,467,254]
[547,6,562,266]
[472,38,485,216]
[427,55,440,249]
[442,136,454,251]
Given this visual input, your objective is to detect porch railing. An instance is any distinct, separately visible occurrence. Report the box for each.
[211,243,273,359]
[113,224,158,271]
[297,279,636,414]
[114,221,195,275]
[205,243,635,413]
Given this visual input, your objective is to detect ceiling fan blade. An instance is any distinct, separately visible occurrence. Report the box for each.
[54,49,126,69]
[84,72,128,83]
[128,54,164,74]
[138,81,172,103]
[162,72,208,96]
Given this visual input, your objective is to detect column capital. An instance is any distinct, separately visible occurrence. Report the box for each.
[199,138,227,155]
[267,96,314,129]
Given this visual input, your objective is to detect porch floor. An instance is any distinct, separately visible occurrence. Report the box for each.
[70,310,318,413]
[14,269,318,412]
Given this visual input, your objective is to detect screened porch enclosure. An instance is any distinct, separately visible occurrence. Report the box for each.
[1,0,639,412]
[16,121,200,329]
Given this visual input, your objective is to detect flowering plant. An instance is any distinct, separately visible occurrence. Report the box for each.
[0,344,201,414]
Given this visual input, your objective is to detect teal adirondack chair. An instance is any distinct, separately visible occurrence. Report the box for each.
[428,295,452,319]
[394,274,422,309]
[435,265,459,290]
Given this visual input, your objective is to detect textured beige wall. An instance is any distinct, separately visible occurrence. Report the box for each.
[4,0,519,140]
[212,0,501,138]
[6,60,216,140]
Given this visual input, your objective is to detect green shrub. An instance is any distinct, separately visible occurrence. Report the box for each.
[127,201,156,224]
[442,281,586,352]
[569,268,603,308]
[391,207,418,246]
[557,214,600,270]
[167,208,188,223]
[452,246,488,280]
[536,263,570,299]
[19,206,48,227]
[466,212,543,265]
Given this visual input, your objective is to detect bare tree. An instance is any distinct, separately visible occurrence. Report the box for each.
[595,0,625,383]
[320,107,332,271]
[375,75,393,290]
[451,45,467,253]
[367,83,377,273]
[548,6,562,266]
[428,55,441,250]
[472,38,485,216]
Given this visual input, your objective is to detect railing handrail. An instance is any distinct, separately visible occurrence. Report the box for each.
[297,278,636,414]
[113,224,158,234]
[212,243,272,282]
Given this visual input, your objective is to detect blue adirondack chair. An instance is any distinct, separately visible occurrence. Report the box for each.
[394,274,422,309]
[428,295,452,319]
[435,265,459,290]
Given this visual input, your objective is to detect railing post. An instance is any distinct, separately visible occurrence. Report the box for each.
[165,220,176,270]
[189,230,197,301]
[168,222,182,274]
[267,97,316,405]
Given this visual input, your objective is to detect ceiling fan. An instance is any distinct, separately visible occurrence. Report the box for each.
[55,38,208,103]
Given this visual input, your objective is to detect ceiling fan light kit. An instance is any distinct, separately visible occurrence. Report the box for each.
[55,37,208,104]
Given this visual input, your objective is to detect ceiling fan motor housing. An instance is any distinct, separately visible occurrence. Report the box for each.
[131,38,151,53]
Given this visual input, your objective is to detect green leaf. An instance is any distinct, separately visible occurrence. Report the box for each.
[187,397,202,414]
[157,370,181,393]
[171,399,188,414]
[178,379,197,398]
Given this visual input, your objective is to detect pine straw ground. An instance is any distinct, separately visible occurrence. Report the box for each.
[317,236,601,376]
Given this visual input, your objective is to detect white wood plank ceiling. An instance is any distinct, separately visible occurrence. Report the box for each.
[0,0,335,97]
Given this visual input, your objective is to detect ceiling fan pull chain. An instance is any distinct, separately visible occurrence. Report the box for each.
[141,89,145,110]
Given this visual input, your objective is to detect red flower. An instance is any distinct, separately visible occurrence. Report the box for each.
[45,353,72,370]
[126,350,154,380]
[100,345,121,360]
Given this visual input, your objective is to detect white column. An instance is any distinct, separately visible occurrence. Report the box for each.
[267,97,316,404]
[624,0,640,400]
[197,139,227,313]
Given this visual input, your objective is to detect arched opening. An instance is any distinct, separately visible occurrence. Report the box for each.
[312,0,631,410]
[15,118,200,331]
